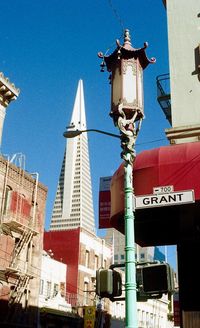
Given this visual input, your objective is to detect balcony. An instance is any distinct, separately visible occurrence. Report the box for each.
[156,73,171,125]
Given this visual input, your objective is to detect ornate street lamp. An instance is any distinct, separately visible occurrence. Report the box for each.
[98,29,155,327]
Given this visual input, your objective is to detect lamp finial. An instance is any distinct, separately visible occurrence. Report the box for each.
[124,29,131,46]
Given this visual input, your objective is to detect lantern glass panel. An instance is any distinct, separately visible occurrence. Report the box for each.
[137,69,143,109]
[123,64,136,104]
[112,67,122,106]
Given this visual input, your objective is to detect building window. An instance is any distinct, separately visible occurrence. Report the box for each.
[150,313,154,327]
[114,254,118,264]
[146,312,149,326]
[26,242,31,262]
[85,250,89,268]
[94,255,98,271]
[120,254,125,261]
[140,253,145,259]
[39,279,44,295]
[3,185,12,214]
[103,259,107,268]
[84,282,89,305]
[46,281,51,299]
[53,283,59,297]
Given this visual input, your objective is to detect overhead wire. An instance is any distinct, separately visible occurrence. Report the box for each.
[107,0,124,33]
[103,0,125,56]
[136,138,166,147]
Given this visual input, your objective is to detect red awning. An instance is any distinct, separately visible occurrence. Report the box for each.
[134,141,200,198]
[110,142,200,245]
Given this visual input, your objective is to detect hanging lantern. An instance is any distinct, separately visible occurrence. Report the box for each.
[98,29,155,125]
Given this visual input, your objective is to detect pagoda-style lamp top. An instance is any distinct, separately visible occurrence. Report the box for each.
[98,29,155,71]
[98,29,155,124]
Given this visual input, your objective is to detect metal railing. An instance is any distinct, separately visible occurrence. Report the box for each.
[156,73,171,124]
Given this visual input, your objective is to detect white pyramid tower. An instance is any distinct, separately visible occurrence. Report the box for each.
[50,80,95,233]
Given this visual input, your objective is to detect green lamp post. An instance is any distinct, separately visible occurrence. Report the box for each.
[98,29,155,327]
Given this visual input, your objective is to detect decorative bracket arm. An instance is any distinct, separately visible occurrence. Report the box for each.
[117,104,143,164]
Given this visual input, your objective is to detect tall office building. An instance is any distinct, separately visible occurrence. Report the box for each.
[104,228,160,267]
[50,80,95,233]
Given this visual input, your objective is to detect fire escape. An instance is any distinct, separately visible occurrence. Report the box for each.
[156,73,172,125]
[6,225,36,307]
[0,154,39,308]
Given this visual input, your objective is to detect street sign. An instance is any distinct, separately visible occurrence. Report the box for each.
[83,306,96,328]
[135,190,195,209]
[153,185,174,194]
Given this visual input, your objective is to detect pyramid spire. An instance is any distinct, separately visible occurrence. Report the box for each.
[50,80,95,233]
[70,79,86,130]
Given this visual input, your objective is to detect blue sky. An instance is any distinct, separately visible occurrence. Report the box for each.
[1,0,176,268]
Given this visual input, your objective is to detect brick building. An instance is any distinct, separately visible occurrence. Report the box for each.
[0,155,47,327]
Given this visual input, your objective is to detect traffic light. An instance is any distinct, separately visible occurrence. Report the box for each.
[96,268,122,299]
[137,262,175,300]
[142,263,174,294]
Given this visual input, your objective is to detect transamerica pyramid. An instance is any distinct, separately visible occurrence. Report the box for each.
[50,80,95,233]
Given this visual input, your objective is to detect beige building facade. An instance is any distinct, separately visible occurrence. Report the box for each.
[165,0,200,144]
